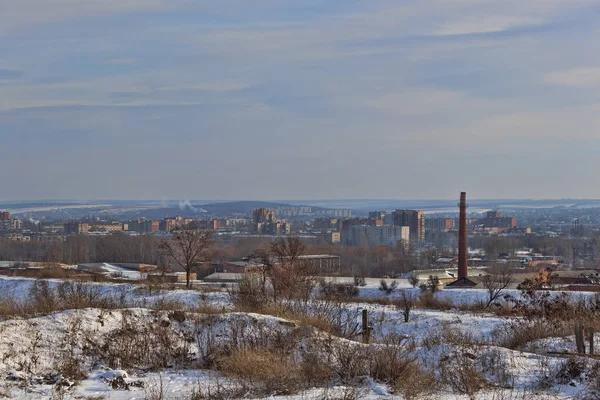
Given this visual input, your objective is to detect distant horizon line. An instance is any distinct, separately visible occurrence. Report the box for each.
[2,198,600,203]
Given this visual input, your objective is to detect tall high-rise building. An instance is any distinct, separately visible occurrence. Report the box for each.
[425,217,455,231]
[349,225,409,247]
[368,211,387,220]
[392,210,424,242]
[252,208,287,235]
[253,208,275,225]
[0,211,10,221]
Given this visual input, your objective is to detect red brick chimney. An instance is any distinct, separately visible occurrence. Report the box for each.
[458,192,468,280]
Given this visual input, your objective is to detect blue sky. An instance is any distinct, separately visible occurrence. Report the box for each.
[1,0,600,200]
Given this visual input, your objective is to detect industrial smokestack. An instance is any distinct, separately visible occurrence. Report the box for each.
[458,192,468,280]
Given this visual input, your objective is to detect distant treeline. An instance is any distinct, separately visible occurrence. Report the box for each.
[1,232,600,276]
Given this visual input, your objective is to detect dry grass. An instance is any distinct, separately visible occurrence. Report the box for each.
[0,280,125,320]
[217,348,302,396]
[439,351,490,399]
[492,320,572,350]
[392,364,437,400]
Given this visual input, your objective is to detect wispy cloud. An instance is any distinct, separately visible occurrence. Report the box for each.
[433,16,542,36]
[545,67,600,88]
[2,0,600,199]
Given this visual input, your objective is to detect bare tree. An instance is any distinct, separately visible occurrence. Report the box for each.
[269,237,316,301]
[158,226,216,288]
[248,246,276,299]
[397,289,416,323]
[481,269,513,308]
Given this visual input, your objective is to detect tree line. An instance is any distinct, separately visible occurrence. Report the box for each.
[3,231,600,276]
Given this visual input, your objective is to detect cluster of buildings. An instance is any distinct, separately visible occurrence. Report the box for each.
[310,209,526,248]
[274,206,352,219]
[63,215,233,236]
[425,211,524,234]
[0,211,24,239]
[312,210,424,247]
[251,208,291,236]
[0,205,525,246]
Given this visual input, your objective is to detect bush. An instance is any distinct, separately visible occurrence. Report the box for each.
[395,289,416,323]
[229,274,270,312]
[556,357,587,384]
[392,364,436,400]
[320,281,359,299]
[422,326,481,350]
[217,348,301,396]
[491,319,570,350]
[379,280,398,295]
[418,292,454,310]
[439,351,489,398]
[328,339,370,383]
[419,275,441,293]
[368,334,416,383]
[408,275,420,288]
[353,276,366,287]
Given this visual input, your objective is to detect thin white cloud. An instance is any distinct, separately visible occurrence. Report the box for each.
[434,16,542,36]
[545,67,600,88]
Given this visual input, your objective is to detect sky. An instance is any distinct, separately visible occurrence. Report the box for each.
[1,0,600,201]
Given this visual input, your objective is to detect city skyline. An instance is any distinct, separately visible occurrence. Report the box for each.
[2,1,600,200]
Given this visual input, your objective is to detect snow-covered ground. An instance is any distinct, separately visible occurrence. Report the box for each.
[0,276,598,399]
[0,276,230,307]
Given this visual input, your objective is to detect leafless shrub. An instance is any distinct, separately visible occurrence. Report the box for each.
[417,291,454,310]
[353,275,366,287]
[54,316,87,382]
[144,374,165,400]
[217,348,301,396]
[228,274,271,312]
[555,356,587,385]
[492,319,571,350]
[481,269,514,308]
[422,326,482,350]
[408,274,420,288]
[582,360,600,399]
[319,280,359,299]
[298,343,334,386]
[395,289,416,322]
[378,279,397,295]
[19,323,43,384]
[327,338,369,384]
[419,275,441,293]
[149,297,186,313]
[188,374,245,400]
[392,364,437,400]
[56,280,108,309]
[439,351,490,399]
[29,280,58,314]
[368,334,416,383]
[477,348,514,388]
[98,311,192,370]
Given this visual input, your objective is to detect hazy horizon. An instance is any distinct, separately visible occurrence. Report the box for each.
[4,197,600,202]
[2,1,600,199]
